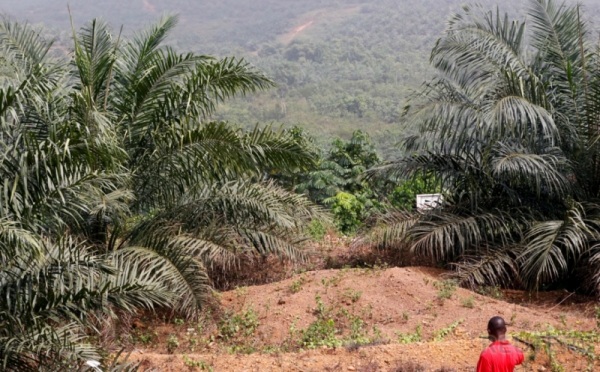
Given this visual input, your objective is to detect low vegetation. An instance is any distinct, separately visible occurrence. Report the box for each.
[515,328,600,371]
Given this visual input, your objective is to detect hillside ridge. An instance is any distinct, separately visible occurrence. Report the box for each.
[2,0,573,151]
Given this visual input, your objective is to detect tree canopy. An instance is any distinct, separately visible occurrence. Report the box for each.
[368,0,600,294]
[0,15,322,370]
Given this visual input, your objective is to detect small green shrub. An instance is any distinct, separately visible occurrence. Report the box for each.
[290,277,305,293]
[183,355,213,371]
[301,318,341,348]
[166,335,179,353]
[324,192,365,235]
[218,307,260,341]
[461,296,474,308]
[395,324,422,344]
[233,286,248,299]
[187,336,199,351]
[173,317,185,325]
[321,272,343,288]
[433,280,457,302]
[559,314,567,327]
[308,219,328,240]
[343,288,362,303]
[476,285,503,299]
[134,330,155,345]
[346,316,370,345]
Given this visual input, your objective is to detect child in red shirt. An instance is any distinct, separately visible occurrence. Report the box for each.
[476,316,524,372]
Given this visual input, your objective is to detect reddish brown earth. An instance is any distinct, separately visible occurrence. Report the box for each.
[279,6,361,44]
[281,20,315,44]
[126,266,600,371]
[132,341,591,372]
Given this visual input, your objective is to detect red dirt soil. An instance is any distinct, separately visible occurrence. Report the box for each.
[130,267,599,371]
[279,6,361,44]
[133,341,590,372]
[282,20,314,44]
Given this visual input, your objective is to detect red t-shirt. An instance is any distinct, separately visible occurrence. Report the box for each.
[476,340,524,372]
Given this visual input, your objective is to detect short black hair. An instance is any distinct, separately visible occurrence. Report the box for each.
[488,316,506,333]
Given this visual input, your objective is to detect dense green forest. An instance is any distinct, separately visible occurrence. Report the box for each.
[9,0,600,154]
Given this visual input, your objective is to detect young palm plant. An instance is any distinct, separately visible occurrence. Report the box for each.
[366,0,600,293]
[0,14,321,370]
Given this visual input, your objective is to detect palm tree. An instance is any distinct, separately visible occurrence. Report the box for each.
[366,0,600,293]
[0,14,321,370]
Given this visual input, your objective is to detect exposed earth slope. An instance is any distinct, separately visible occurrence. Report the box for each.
[128,267,599,371]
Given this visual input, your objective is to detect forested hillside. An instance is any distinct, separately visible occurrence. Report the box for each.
[6,0,591,154]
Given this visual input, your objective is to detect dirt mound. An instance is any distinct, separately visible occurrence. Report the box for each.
[130,267,599,371]
[220,267,595,345]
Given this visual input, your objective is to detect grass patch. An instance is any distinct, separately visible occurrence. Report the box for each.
[218,306,261,352]
[343,288,362,303]
[476,285,503,299]
[166,334,179,354]
[433,280,457,303]
[460,296,474,308]
[395,325,422,344]
[289,277,306,293]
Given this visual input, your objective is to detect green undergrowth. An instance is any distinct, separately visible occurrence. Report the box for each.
[515,327,600,372]
[183,355,213,371]
[433,280,457,303]
[396,325,422,344]
[282,293,470,351]
[218,306,261,353]
[126,286,600,366]
[290,293,386,350]
[432,319,464,342]
[129,302,474,356]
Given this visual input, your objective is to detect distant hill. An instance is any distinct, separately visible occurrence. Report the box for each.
[3,0,600,154]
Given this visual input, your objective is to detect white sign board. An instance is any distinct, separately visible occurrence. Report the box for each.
[416,194,443,211]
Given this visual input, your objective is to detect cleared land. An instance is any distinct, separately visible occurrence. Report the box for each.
[126,265,599,371]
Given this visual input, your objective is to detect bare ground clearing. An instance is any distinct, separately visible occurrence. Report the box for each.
[126,266,599,371]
